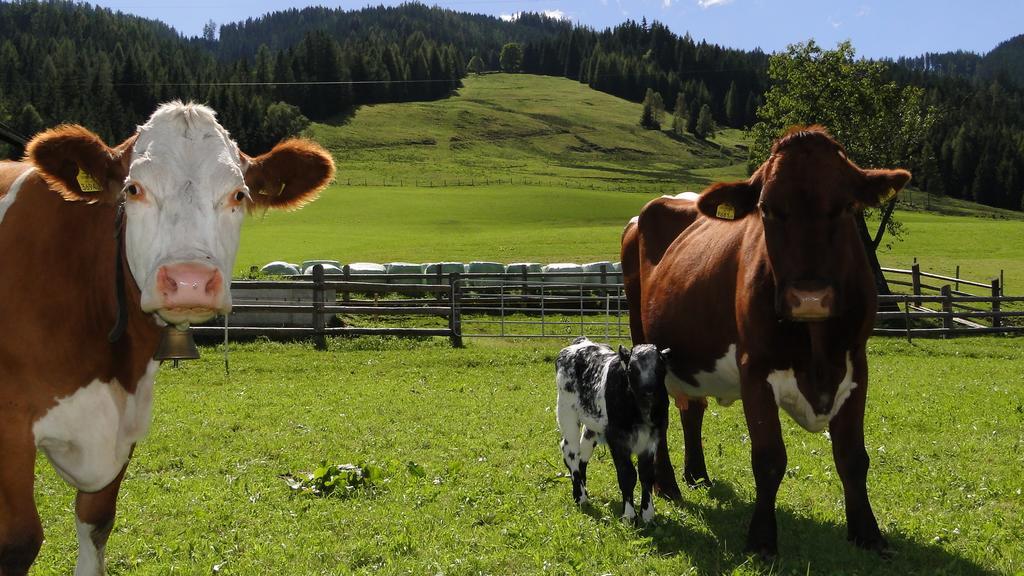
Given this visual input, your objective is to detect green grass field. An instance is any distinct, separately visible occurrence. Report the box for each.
[30,337,1024,575]
[27,73,1024,575]
[237,74,1024,291]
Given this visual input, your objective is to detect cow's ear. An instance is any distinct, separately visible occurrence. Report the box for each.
[856,168,911,208]
[618,345,632,366]
[243,139,335,211]
[697,178,761,221]
[26,125,132,203]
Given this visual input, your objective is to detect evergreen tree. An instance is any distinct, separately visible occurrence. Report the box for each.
[671,93,689,136]
[15,103,44,139]
[651,91,665,128]
[724,80,740,127]
[640,87,660,129]
[695,104,715,140]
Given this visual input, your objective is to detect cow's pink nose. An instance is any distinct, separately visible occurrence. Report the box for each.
[785,286,835,321]
[157,263,223,311]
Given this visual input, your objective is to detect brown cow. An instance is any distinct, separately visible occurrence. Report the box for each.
[0,102,333,575]
[621,126,910,555]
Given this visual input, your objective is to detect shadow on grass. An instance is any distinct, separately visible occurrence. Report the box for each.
[598,480,999,576]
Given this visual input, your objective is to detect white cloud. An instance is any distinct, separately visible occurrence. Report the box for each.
[828,16,842,28]
[500,9,569,21]
[857,4,871,17]
[697,0,733,8]
[663,0,672,7]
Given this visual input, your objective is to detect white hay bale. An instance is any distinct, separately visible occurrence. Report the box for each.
[260,261,301,276]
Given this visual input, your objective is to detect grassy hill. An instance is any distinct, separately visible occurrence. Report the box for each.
[237,74,749,271]
[308,73,750,189]
[238,73,1024,289]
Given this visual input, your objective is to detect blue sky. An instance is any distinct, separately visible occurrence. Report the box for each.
[90,0,1021,59]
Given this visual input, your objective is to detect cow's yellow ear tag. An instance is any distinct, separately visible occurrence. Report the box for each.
[879,187,897,203]
[76,168,102,193]
[716,202,736,220]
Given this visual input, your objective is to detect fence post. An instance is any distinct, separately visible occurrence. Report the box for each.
[911,262,922,306]
[599,263,608,297]
[448,272,463,348]
[955,265,960,292]
[342,264,351,303]
[941,284,953,337]
[991,278,1002,330]
[436,266,444,301]
[313,265,326,351]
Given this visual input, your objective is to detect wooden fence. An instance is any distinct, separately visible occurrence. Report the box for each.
[193,264,1021,346]
[875,263,1022,338]
[192,266,464,347]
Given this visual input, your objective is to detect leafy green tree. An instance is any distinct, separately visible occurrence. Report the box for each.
[262,102,310,143]
[467,54,485,75]
[499,43,523,73]
[749,40,933,173]
[694,104,715,140]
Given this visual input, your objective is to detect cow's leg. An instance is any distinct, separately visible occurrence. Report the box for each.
[0,429,43,576]
[653,418,682,500]
[637,449,656,523]
[557,404,586,504]
[742,379,787,557]
[74,461,130,576]
[830,361,885,551]
[609,444,638,521]
[577,427,598,503]
[681,398,711,487]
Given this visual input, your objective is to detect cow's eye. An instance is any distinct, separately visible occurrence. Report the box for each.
[234,190,248,203]
[830,202,855,219]
[125,183,143,199]
[760,203,785,222]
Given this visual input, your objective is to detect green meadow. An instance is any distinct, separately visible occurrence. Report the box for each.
[31,337,1024,575]
[238,74,1024,290]
[26,73,1024,575]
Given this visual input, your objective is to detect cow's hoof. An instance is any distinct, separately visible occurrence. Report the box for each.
[640,504,655,524]
[653,481,682,502]
[621,502,638,522]
[684,471,712,488]
[744,538,778,560]
[576,491,589,505]
[850,532,889,555]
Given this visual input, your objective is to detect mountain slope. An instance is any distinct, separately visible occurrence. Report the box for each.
[978,34,1024,85]
[310,73,749,190]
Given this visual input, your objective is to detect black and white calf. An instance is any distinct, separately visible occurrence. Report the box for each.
[555,336,671,522]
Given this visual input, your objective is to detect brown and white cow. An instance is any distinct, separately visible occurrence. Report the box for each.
[621,126,910,556]
[0,102,333,575]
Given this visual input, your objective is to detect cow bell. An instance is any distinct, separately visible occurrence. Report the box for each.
[154,324,200,361]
